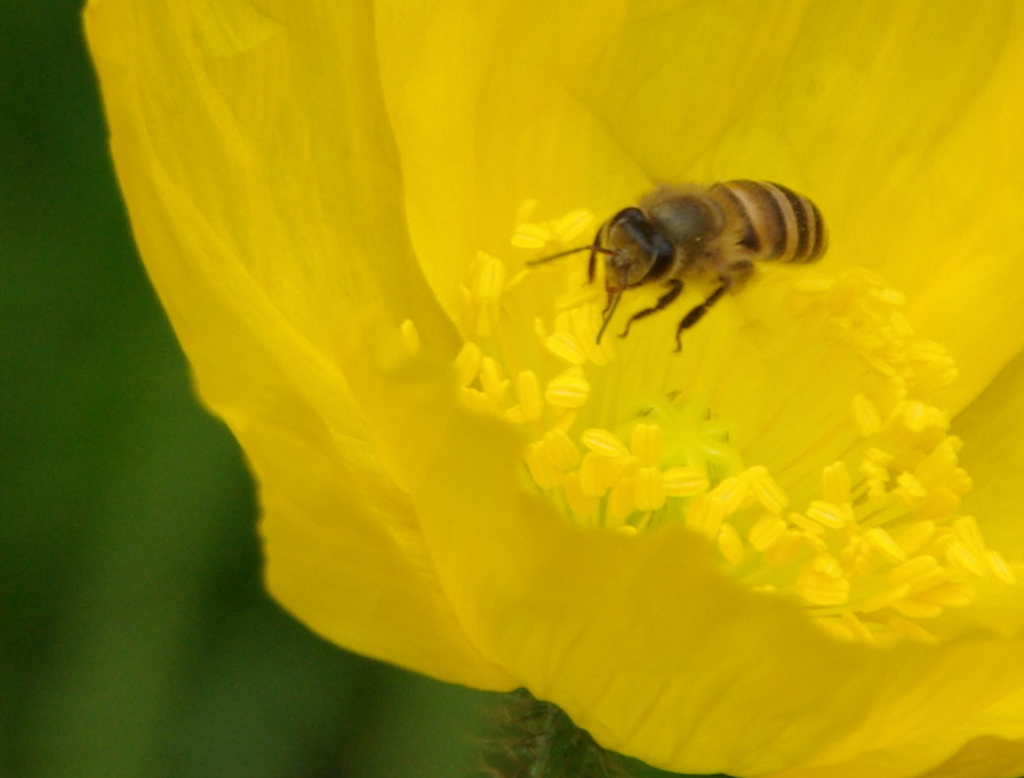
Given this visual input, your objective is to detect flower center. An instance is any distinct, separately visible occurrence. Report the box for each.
[434,203,1015,645]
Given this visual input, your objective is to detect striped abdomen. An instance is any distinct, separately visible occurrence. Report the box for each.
[711,180,827,264]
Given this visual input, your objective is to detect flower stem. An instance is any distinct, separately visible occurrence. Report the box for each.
[480,689,630,778]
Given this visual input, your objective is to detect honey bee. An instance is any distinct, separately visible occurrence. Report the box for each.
[529,180,828,350]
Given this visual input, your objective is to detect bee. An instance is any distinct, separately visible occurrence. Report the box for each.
[529,180,828,350]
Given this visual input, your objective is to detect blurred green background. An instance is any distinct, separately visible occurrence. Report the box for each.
[0,2,496,777]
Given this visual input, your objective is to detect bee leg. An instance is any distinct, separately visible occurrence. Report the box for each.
[618,279,683,339]
[674,284,728,351]
[587,232,604,283]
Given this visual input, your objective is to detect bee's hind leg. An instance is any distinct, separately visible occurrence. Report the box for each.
[674,283,728,351]
[618,279,683,340]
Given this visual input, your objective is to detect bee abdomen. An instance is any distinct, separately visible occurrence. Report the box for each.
[713,180,827,264]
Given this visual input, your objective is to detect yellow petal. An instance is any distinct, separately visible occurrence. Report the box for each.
[377,0,1024,413]
[343,328,1024,775]
[88,0,1024,774]
[957,348,1024,562]
[85,0,509,688]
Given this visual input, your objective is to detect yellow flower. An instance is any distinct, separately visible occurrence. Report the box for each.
[86,0,1024,776]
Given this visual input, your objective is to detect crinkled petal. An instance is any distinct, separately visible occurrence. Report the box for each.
[957,348,1024,558]
[85,0,511,688]
[87,0,1024,773]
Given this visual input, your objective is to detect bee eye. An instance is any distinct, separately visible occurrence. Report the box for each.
[609,209,668,264]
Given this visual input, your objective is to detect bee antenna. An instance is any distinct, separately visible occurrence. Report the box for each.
[527,245,613,266]
[595,289,623,344]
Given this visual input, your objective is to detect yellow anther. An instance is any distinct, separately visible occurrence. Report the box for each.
[917,581,974,608]
[473,252,506,304]
[885,617,939,644]
[840,612,875,644]
[952,515,987,559]
[805,500,850,529]
[812,554,844,577]
[516,371,543,421]
[913,488,963,521]
[862,527,907,565]
[946,468,973,496]
[533,316,548,343]
[460,386,499,416]
[861,447,893,479]
[545,367,590,408]
[814,618,857,643]
[895,521,936,556]
[870,286,907,307]
[503,406,525,424]
[852,393,882,437]
[902,400,945,434]
[988,551,1017,584]
[709,476,748,517]
[542,429,581,471]
[862,585,911,614]
[480,357,510,405]
[630,424,664,466]
[608,477,637,524]
[555,284,600,313]
[563,473,599,523]
[718,524,745,567]
[553,208,594,242]
[662,466,710,497]
[788,511,827,537]
[579,452,627,497]
[749,515,787,552]
[553,408,578,433]
[917,358,958,393]
[843,538,878,577]
[504,269,529,293]
[545,332,588,365]
[749,469,788,514]
[915,440,958,486]
[634,467,667,511]
[888,556,949,594]
[890,598,944,619]
[455,341,483,386]
[513,199,540,230]
[793,276,835,293]
[796,555,850,606]
[457,284,475,335]
[866,480,888,504]
[525,441,563,490]
[511,222,552,249]
[571,307,610,366]
[946,542,986,577]
[685,494,720,539]
[895,472,927,501]
[761,530,804,567]
[580,429,630,458]
[907,338,950,363]
[821,462,851,505]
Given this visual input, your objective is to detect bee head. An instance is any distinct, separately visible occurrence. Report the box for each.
[601,207,675,291]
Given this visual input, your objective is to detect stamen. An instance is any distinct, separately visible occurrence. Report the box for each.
[545,367,590,408]
[448,205,1017,646]
[545,332,588,365]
